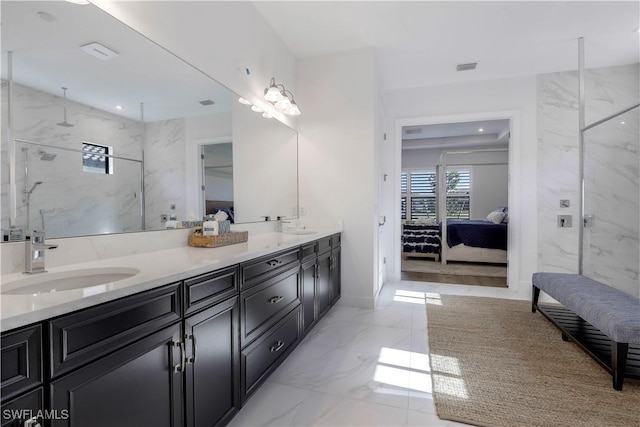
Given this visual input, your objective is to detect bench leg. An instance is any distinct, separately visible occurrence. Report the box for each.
[611,341,628,391]
[532,285,541,313]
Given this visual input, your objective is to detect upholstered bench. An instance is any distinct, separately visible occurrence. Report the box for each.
[532,272,640,390]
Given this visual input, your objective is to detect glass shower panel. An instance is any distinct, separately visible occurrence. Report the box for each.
[18,143,144,238]
[582,106,640,297]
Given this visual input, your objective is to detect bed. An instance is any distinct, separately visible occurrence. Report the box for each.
[205,200,235,223]
[444,219,507,264]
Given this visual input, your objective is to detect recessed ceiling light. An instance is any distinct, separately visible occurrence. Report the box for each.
[620,121,626,125]
[251,105,263,113]
[478,128,484,132]
[80,42,119,61]
[115,105,123,110]
[238,97,252,105]
[36,11,57,22]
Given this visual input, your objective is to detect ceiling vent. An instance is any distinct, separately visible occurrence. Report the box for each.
[456,62,478,72]
[199,99,215,106]
[80,42,119,61]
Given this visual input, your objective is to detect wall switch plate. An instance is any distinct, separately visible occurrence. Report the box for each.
[557,215,572,228]
[584,214,595,228]
[560,199,570,208]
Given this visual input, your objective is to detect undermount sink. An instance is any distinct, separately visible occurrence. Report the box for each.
[2,267,140,295]
[284,230,317,235]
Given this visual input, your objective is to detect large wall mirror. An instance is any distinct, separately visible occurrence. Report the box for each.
[1,1,298,240]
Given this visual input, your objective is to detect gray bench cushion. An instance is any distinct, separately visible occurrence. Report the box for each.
[532,272,640,344]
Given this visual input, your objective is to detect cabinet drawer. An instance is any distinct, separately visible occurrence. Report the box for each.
[1,325,42,402]
[331,233,341,248]
[184,265,238,316]
[241,267,300,346]
[240,248,300,288]
[301,242,316,261]
[317,236,331,254]
[1,387,44,427]
[241,307,300,400]
[49,283,182,378]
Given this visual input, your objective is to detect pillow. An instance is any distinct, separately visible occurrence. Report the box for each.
[502,212,509,223]
[487,210,506,224]
[416,217,437,225]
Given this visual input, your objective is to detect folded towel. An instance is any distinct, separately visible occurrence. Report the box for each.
[214,210,229,221]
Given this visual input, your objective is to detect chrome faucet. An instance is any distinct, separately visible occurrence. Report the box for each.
[276,216,291,232]
[25,230,58,274]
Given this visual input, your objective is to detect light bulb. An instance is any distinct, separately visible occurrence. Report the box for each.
[264,86,283,102]
[276,96,292,111]
[251,105,263,113]
[262,112,273,119]
[238,97,252,105]
[284,102,301,116]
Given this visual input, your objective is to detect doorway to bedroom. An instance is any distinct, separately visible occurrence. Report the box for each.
[400,119,510,287]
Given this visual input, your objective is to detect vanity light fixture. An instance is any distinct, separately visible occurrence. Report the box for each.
[264,77,301,116]
[238,97,252,105]
[262,112,273,119]
[250,105,263,113]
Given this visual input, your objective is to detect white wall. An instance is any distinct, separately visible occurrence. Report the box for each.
[297,48,379,308]
[383,76,538,297]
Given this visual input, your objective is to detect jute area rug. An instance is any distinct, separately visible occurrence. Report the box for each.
[426,295,640,427]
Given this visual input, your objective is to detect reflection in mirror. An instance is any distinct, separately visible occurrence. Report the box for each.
[202,142,234,221]
[1,1,298,241]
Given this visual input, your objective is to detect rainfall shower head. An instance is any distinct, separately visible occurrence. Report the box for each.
[56,87,74,128]
[38,150,57,161]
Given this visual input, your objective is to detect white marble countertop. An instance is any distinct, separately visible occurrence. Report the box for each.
[0,229,340,332]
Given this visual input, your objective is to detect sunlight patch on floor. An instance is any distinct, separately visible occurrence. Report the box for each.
[374,347,435,394]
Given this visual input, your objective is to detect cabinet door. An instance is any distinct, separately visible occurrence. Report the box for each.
[300,259,317,335]
[1,388,43,427]
[50,323,184,427]
[184,296,239,427]
[317,251,331,318]
[330,247,341,306]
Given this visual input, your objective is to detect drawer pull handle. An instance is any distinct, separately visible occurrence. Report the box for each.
[267,260,283,267]
[270,340,285,352]
[269,295,284,304]
[186,334,197,365]
[171,340,186,373]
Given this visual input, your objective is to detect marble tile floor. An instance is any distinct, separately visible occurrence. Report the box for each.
[230,280,520,427]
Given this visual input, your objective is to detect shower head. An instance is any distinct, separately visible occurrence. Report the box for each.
[25,181,43,195]
[57,87,74,128]
[38,150,57,161]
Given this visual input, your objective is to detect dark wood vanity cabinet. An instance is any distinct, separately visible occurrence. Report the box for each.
[1,325,43,427]
[301,233,342,332]
[1,234,341,427]
[49,269,240,427]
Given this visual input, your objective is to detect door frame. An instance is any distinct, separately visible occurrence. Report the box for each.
[391,110,521,288]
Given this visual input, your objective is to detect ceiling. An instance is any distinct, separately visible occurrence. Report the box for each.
[253,1,640,91]
[1,1,232,122]
[253,1,638,150]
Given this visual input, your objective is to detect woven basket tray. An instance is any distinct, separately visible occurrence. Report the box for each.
[188,231,248,248]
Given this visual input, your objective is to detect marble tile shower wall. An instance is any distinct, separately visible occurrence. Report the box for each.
[537,63,639,296]
[143,118,187,229]
[1,82,143,237]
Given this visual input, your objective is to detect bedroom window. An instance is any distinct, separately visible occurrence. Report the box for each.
[402,169,470,220]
